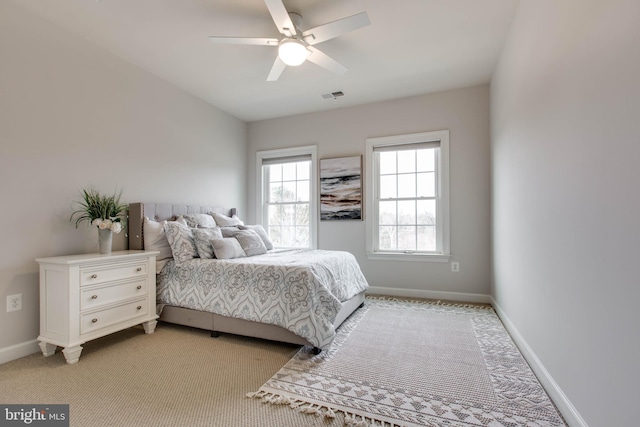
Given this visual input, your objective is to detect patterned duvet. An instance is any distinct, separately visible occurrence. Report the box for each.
[156,249,369,348]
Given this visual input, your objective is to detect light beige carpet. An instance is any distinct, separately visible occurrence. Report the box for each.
[0,323,346,426]
[250,297,567,427]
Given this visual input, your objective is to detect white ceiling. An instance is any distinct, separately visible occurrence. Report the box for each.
[13,0,519,122]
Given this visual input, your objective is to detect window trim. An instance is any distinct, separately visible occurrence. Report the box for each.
[256,145,318,249]
[365,130,450,262]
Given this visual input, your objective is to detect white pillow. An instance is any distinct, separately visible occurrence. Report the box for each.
[183,213,217,229]
[211,212,244,227]
[211,238,246,259]
[193,227,223,259]
[239,224,274,250]
[164,222,198,265]
[143,217,173,260]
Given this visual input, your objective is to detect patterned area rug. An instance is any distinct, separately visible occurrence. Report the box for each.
[248,297,566,427]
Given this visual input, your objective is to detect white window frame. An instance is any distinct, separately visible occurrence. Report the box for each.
[256,145,318,249]
[365,130,450,262]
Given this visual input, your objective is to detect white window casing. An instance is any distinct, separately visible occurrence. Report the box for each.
[365,130,450,262]
[256,145,318,249]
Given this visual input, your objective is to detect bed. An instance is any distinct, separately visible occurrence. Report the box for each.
[128,202,368,352]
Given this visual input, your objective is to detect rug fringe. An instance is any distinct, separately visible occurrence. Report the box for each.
[248,391,401,426]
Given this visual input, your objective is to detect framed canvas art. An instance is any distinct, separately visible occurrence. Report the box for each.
[320,155,362,220]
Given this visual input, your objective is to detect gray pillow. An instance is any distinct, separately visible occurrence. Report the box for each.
[211,238,246,260]
[234,229,267,256]
[239,224,274,250]
[221,226,241,237]
[193,227,223,259]
[164,222,198,265]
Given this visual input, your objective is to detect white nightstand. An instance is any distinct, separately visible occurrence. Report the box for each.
[35,250,160,364]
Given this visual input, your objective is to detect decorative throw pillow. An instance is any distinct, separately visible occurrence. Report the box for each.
[143,217,173,260]
[221,226,241,237]
[164,221,198,265]
[211,212,244,227]
[211,238,246,260]
[192,227,223,259]
[183,213,217,229]
[233,229,267,256]
[239,224,274,250]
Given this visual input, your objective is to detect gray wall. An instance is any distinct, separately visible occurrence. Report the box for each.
[0,2,247,358]
[491,0,640,426]
[248,85,491,300]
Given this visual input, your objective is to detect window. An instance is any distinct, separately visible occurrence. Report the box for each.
[256,146,317,249]
[365,130,450,261]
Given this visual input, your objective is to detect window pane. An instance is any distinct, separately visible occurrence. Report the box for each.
[282,181,296,202]
[397,173,416,198]
[282,163,296,181]
[296,204,309,225]
[269,164,282,182]
[296,161,310,180]
[268,226,282,246]
[268,205,283,224]
[398,226,416,251]
[397,150,416,173]
[397,200,415,225]
[378,226,396,250]
[417,226,436,251]
[295,226,309,247]
[379,175,397,199]
[297,180,310,202]
[269,183,283,203]
[379,201,396,225]
[417,200,436,225]
[379,152,396,174]
[417,149,435,172]
[417,172,435,197]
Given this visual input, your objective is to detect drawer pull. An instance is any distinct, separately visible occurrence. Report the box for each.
[91,295,98,300]
[136,267,142,272]
[90,274,98,279]
[91,318,98,323]
[136,285,142,290]
[136,306,142,310]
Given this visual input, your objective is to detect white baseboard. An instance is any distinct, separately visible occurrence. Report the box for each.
[366,286,491,304]
[491,297,588,427]
[0,339,40,365]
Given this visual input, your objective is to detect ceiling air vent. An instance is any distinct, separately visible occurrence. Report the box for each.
[321,91,344,100]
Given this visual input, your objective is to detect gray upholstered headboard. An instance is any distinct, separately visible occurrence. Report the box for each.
[128,203,237,250]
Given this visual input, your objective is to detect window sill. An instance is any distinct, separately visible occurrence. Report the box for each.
[365,252,451,263]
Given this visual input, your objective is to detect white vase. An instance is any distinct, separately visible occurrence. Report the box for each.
[98,228,113,254]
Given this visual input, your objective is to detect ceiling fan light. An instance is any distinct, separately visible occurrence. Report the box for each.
[278,39,309,66]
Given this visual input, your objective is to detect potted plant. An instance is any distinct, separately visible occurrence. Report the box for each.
[70,187,127,254]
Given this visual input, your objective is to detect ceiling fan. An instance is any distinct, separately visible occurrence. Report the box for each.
[209,0,370,81]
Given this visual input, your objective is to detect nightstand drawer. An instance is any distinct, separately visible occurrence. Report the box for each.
[80,279,147,310]
[80,262,147,286]
[81,299,149,334]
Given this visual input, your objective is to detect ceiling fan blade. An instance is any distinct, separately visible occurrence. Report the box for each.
[306,46,348,75]
[302,12,370,45]
[209,37,279,46]
[267,56,287,81]
[264,0,297,37]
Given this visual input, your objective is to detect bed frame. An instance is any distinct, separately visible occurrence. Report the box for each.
[128,202,365,352]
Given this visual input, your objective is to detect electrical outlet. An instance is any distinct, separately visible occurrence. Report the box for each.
[451,262,460,272]
[7,294,22,312]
